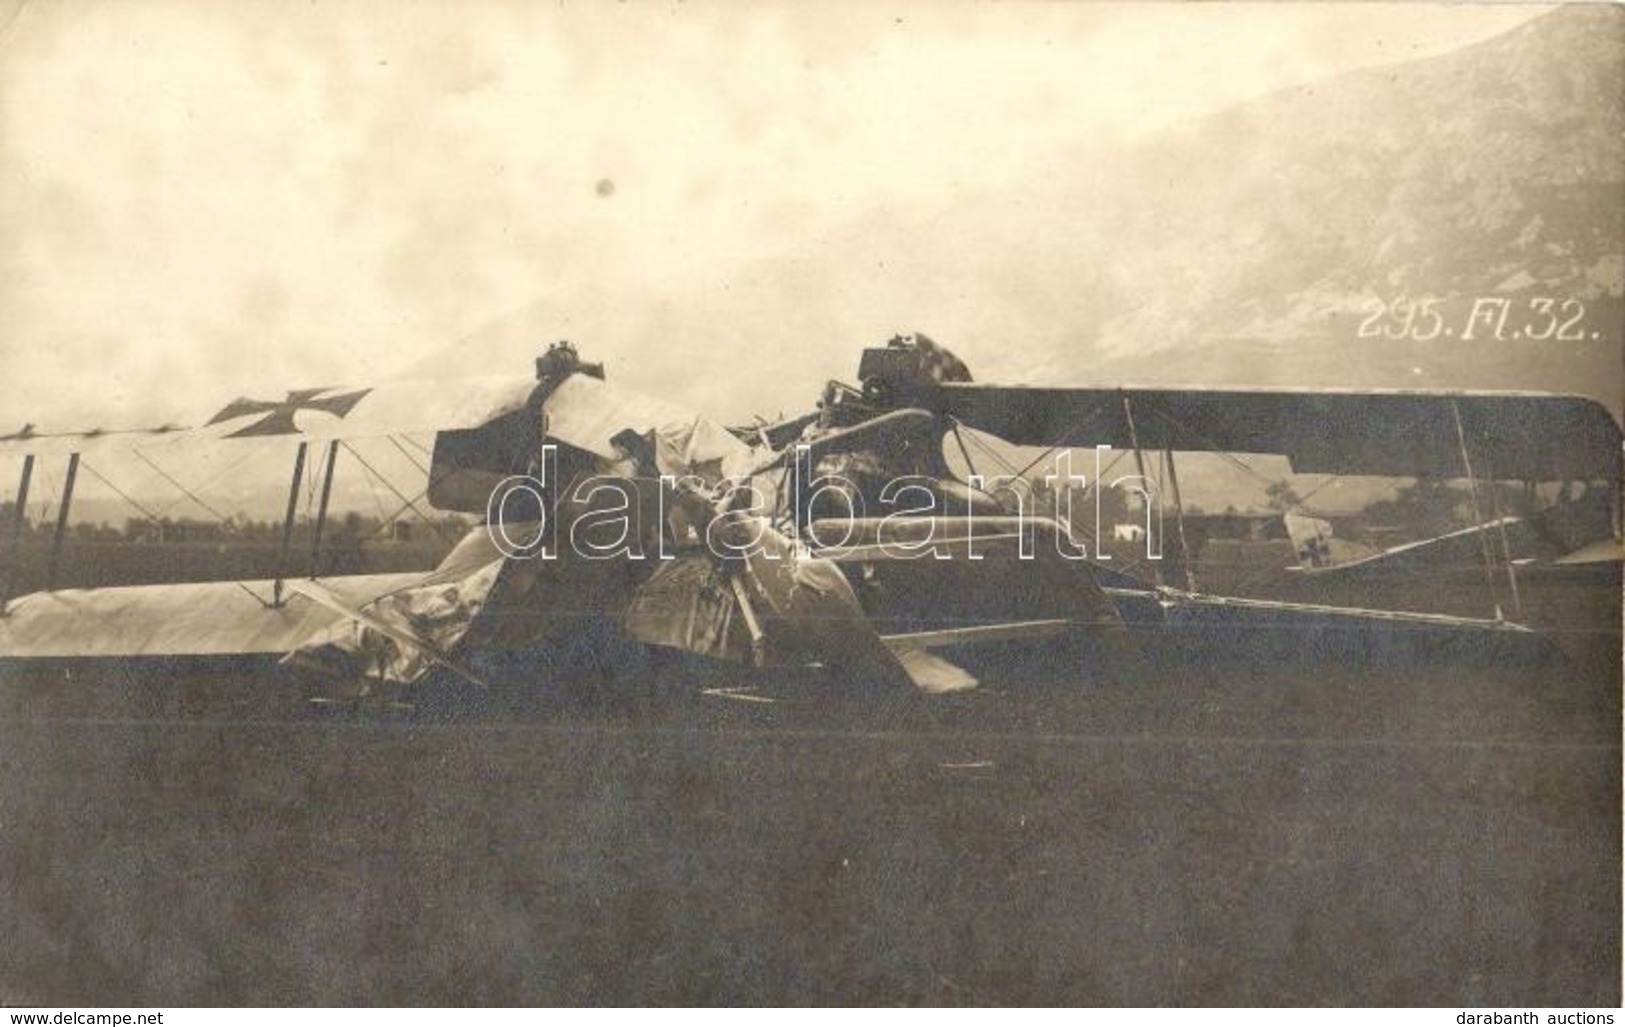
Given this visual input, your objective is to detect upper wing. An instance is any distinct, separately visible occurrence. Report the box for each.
[0,375,539,458]
[933,384,1622,481]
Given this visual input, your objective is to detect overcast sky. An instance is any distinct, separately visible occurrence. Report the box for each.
[0,1,1548,429]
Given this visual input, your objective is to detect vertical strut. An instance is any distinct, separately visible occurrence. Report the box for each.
[274,442,308,607]
[1480,452,1524,623]
[1163,444,1195,592]
[729,572,767,668]
[1449,400,1511,620]
[1120,395,1162,587]
[46,452,80,591]
[308,440,340,577]
[1,454,35,610]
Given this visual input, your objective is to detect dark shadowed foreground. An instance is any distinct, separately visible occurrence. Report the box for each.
[0,631,1618,1006]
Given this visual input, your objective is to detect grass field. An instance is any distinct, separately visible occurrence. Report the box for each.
[0,632,1617,1005]
[0,540,1617,1004]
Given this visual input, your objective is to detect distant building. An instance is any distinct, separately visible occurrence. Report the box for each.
[1112,523,1147,543]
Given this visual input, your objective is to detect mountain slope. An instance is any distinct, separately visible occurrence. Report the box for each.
[411,6,1622,421]
[1042,4,1623,405]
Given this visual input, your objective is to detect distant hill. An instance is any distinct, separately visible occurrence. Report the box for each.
[1055,3,1623,408]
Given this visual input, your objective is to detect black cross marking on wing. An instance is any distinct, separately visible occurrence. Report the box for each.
[205,387,373,438]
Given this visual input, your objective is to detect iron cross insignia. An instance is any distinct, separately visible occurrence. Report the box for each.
[205,387,373,438]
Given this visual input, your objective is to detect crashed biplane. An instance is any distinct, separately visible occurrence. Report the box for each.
[0,335,1618,701]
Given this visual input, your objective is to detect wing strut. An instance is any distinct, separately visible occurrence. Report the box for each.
[308,441,340,575]
[45,453,79,591]
[272,442,308,607]
[0,454,34,610]
[1479,449,1525,622]
[1162,444,1195,591]
[1120,394,1163,588]
[728,572,768,667]
[1450,400,1522,621]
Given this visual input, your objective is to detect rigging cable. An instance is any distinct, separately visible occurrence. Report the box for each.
[78,458,271,607]
[146,445,263,521]
[339,440,457,547]
[133,450,234,523]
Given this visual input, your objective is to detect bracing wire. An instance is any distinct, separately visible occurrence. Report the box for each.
[145,445,263,521]
[339,440,457,547]
[133,451,234,523]
[79,460,164,525]
[387,435,430,477]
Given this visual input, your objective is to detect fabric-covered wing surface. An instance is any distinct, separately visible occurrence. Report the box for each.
[0,573,425,659]
[0,376,540,458]
[934,384,1622,481]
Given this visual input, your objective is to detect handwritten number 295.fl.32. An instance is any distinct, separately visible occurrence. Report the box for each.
[1357,296,1597,342]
